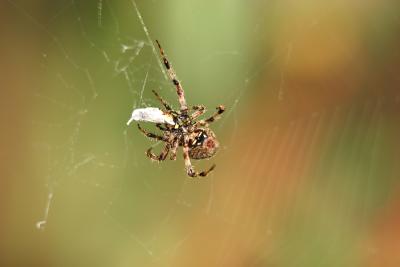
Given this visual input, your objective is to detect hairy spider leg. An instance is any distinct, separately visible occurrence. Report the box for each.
[156,40,188,112]
[194,105,225,127]
[137,124,165,141]
[183,136,216,177]
[152,90,172,112]
[191,105,206,120]
[155,123,168,131]
[169,138,179,160]
[146,144,170,161]
[205,105,225,123]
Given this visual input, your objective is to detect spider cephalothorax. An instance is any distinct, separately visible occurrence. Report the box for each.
[127,40,225,177]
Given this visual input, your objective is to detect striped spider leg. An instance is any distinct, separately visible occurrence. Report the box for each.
[156,40,188,112]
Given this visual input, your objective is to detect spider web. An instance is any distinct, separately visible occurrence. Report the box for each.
[4,0,400,266]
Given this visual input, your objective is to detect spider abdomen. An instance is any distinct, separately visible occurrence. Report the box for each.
[188,129,219,160]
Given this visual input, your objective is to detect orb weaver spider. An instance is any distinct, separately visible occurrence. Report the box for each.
[127,40,225,177]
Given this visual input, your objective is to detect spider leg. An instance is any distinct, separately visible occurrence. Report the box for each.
[194,105,225,127]
[146,144,170,161]
[191,105,206,120]
[192,105,205,110]
[156,40,188,112]
[183,136,216,177]
[195,120,208,127]
[137,124,165,141]
[169,138,179,160]
[205,105,225,124]
[152,90,172,112]
[156,123,168,131]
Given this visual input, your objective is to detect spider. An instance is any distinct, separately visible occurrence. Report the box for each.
[127,40,225,177]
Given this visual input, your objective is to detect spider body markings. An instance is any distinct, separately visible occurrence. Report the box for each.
[128,40,225,177]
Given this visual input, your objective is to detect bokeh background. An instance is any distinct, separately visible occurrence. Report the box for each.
[1,0,400,266]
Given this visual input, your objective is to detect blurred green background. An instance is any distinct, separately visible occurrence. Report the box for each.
[1,0,400,266]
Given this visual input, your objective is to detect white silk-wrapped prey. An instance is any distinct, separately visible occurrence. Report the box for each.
[127,107,175,126]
